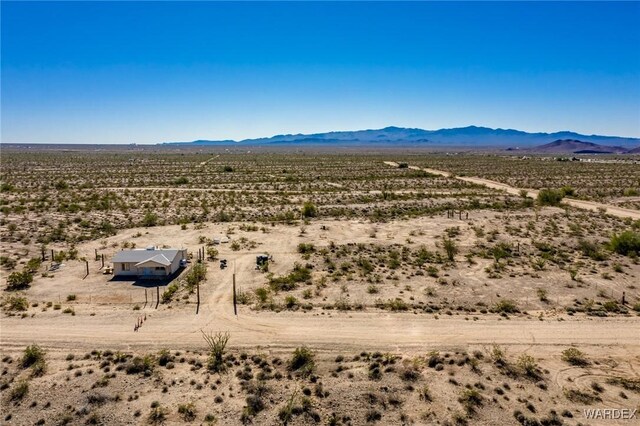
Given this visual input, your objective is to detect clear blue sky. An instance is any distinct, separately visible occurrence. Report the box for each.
[2,1,639,144]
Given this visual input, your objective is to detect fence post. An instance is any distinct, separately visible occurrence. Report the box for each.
[233,273,237,316]
[196,281,200,314]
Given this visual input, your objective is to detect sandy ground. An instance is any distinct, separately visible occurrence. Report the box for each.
[2,216,639,356]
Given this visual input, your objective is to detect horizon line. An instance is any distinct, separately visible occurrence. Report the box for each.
[2,124,640,145]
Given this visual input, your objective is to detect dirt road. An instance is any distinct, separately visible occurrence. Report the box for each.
[384,161,640,220]
[3,301,639,355]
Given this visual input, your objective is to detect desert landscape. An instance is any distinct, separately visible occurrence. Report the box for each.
[1,149,639,425]
[3,1,640,424]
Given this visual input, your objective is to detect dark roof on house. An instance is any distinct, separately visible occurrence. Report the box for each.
[112,249,182,264]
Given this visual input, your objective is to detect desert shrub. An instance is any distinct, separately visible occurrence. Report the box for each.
[148,404,168,424]
[577,239,607,261]
[206,247,219,260]
[602,300,622,313]
[4,295,28,311]
[289,346,315,377]
[254,287,269,303]
[442,237,458,262]
[609,231,640,256]
[564,388,600,404]
[285,295,299,309]
[419,385,432,401]
[458,388,483,413]
[561,348,589,366]
[242,380,270,420]
[357,257,374,274]
[268,263,311,291]
[383,298,409,311]
[173,177,189,185]
[236,291,252,305]
[157,349,171,367]
[185,263,207,290]
[0,182,14,192]
[489,345,507,366]
[536,288,548,302]
[177,402,197,421]
[517,354,538,377]
[494,299,519,314]
[25,257,43,273]
[22,345,45,369]
[161,283,179,303]
[9,381,28,401]
[142,211,158,227]
[399,365,420,382]
[561,186,575,196]
[6,271,33,290]
[537,188,564,206]
[605,376,640,393]
[126,355,155,375]
[302,201,318,218]
[297,243,315,254]
[0,256,17,269]
[86,392,109,405]
[54,179,68,190]
[202,331,230,373]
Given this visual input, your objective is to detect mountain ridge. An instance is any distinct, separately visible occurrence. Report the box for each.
[163,126,640,149]
[526,139,629,154]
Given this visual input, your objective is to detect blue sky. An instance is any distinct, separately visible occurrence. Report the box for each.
[2,1,639,144]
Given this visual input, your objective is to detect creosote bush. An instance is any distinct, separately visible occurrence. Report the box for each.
[6,271,33,290]
[561,347,589,366]
[302,201,318,218]
[609,230,640,256]
[493,299,519,314]
[22,345,45,369]
[537,188,564,206]
[289,346,315,377]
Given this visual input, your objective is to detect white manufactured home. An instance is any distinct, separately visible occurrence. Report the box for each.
[112,247,187,279]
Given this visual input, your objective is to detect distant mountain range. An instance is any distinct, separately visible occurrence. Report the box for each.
[163,126,640,150]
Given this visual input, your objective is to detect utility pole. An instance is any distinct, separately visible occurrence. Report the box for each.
[233,260,237,316]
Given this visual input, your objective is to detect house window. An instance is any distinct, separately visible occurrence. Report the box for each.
[155,267,164,271]
[123,263,130,271]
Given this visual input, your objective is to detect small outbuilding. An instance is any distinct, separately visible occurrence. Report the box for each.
[112,247,187,279]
